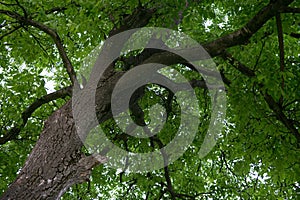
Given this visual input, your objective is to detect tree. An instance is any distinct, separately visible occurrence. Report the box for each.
[0,0,299,199]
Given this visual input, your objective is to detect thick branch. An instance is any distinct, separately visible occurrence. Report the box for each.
[0,86,72,145]
[22,86,72,124]
[203,0,294,57]
[108,7,156,36]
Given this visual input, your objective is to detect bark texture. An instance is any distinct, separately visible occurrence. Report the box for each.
[0,101,106,200]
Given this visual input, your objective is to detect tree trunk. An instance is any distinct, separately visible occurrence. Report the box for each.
[0,101,106,200]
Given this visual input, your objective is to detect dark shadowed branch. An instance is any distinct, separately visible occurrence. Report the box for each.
[221,51,256,77]
[289,32,300,39]
[275,13,285,105]
[280,7,300,13]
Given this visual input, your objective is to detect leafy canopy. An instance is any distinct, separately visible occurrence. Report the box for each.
[0,0,300,199]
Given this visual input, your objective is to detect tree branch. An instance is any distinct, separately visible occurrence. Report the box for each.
[0,6,158,199]
[221,51,256,77]
[0,2,17,6]
[289,32,300,38]
[275,13,285,105]
[109,0,295,74]
[221,52,300,145]
[0,9,77,85]
[280,7,300,13]
[146,128,176,200]
[0,24,22,40]
[263,93,300,145]
[203,0,294,57]
[0,86,72,145]
[15,0,27,18]
[141,96,176,199]
[253,40,266,70]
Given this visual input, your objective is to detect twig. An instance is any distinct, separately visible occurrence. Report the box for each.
[0,24,22,40]
[15,0,27,18]
[253,40,266,70]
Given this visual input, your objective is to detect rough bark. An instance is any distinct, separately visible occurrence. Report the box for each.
[0,101,106,200]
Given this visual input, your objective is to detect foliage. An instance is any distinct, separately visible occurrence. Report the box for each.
[0,0,300,199]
